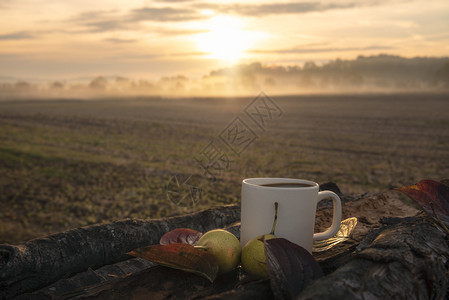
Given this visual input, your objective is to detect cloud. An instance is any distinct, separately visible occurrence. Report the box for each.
[168,51,209,57]
[242,2,354,16]
[107,51,207,61]
[0,31,35,40]
[68,6,207,34]
[0,0,12,9]
[425,32,449,42]
[66,1,372,35]
[69,1,364,34]
[152,27,207,36]
[108,54,162,60]
[104,37,137,44]
[129,7,206,22]
[199,1,367,17]
[69,10,131,32]
[82,20,127,32]
[249,45,394,54]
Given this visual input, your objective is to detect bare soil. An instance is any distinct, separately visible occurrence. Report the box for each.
[0,93,448,244]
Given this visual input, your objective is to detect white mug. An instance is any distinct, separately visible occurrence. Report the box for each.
[240,178,342,253]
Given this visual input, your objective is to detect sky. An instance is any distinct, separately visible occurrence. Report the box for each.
[1,0,449,81]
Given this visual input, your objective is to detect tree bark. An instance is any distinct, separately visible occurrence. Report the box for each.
[299,216,449,300]
[0,205,240,299]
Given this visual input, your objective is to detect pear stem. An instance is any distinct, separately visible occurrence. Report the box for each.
[270,202,279,235]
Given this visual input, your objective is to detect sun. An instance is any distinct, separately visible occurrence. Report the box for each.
[195,16,253,62]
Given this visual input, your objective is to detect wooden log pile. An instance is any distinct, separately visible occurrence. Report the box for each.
[1,185,448,299]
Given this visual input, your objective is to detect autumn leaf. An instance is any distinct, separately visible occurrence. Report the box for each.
[160,228,203,245]
[127,243,219,282]
[265,238,323,300]
[395,179,449,228]
[312,217,358,252]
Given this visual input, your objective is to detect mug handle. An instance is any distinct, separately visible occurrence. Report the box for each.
[313,191,342,241]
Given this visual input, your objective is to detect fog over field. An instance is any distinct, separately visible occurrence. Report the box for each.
[1,55,449,99]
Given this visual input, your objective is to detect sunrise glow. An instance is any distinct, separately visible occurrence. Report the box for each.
[0,0,447,80]
[195,16,254,62]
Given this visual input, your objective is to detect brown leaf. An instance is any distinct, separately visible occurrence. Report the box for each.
[265,238,323,300]
[395,179,449,227]
[127,243,219,282]
[160,228,203,245]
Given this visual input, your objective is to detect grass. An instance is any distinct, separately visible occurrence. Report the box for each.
[0,93,448,244]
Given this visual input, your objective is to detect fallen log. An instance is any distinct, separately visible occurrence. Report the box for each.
[0,205,240,299]
[13,258,156,300]
[19,224,241,300]
[57,266,267,300]
[48,215,449,300]
[299,216,449,299]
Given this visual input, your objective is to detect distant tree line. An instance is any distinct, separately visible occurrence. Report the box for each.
[1,55,448,99]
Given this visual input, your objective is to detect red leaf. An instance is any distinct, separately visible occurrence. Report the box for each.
[265,238,323,299]
[127,243,218,282]
[160,228,203,245]
[395,179,449,227]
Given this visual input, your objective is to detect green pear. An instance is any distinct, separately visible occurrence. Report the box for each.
[241,202,278,277]
[241,233,276,277]
[196,229,241,274]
